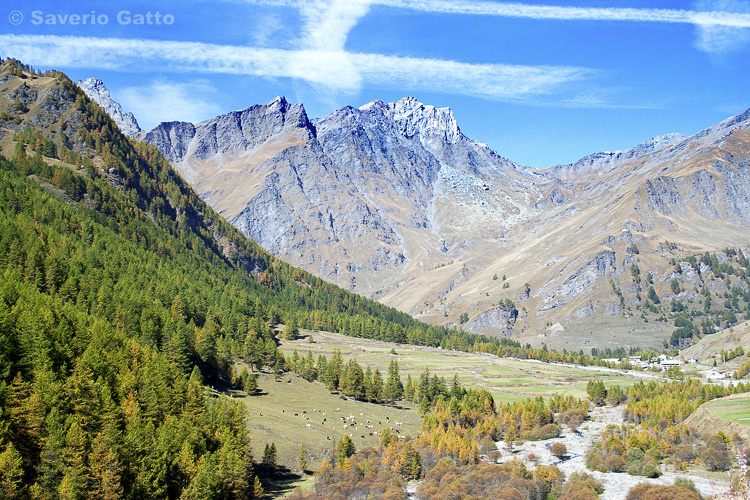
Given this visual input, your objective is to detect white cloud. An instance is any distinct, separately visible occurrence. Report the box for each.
[694,0,750,54]
[356,53,591,100]
[0,34,589,101]
[119,80,223,130]
[381,0,750,55]
[242,0,750,27]
[251,13,288,47]
[242,0,750,56]
[299,0,373,51]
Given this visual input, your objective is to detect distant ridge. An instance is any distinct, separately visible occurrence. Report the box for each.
[79,77,750,349]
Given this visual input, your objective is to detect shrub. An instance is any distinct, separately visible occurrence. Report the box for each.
[626,450,660,478]
[605,454,626,472]
[550,442,567,460]
[585,447,605,472]
[702,434,731,471]
[529,423,561,440]
[702,446,731,471]
[554,472,604,500]
[559,408,587,431]
[673,444,698,464]
[625,483,702,500]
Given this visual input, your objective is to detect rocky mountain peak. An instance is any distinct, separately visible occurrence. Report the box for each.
[267,95,288,110]
[356,97,463,144]
[142,95,314,164]
[388,96,462,144]
[76,77,141,137]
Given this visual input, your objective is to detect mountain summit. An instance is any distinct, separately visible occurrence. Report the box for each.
[108,86,750,349]
[76,77,141,136]
[359,97,463,144]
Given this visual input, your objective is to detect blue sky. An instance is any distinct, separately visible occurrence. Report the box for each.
[2,0,749,168]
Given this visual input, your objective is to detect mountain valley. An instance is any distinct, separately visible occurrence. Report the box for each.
[79,83,750,351]
[2,57,750,500]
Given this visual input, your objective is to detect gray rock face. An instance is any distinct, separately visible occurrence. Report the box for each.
[645,177,686,216]
[464,306,518,337]
[76,78,141,136]
[196,96,313,160]
[142,121,196,163]
[142,94,532,297]
[544,251,617,304]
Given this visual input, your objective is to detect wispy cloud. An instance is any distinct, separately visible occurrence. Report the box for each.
[0,34,590,100]
[242,0,750,27]
[299,0,373,51]
[119,80,223,130]
[694,0,750,55]
[242,0,750,55]
[378,0,750,27]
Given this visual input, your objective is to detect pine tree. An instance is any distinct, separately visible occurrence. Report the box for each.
[335,436,356,467]
[372,368,384,402]
[89,433,123,500]
[505,426,517,451]
[283,317,298,341]
[189,365,203,385]
[384,360,404,403]
[405,373,414,401]
[364,365,374,401]
[325,349,343,392]
[342,359,365,399]
[252,475,264,499]
[0,443,24,500]
[296,443,309,473]
[261,443,277,472]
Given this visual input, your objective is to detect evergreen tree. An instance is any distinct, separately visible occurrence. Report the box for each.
[364,365,374,401]
[261,443,277,472]
[335,436,356,467]
[405,373,414,401]
[505,426,517,451]
[284,317,298,341]
[296,443,309,473]
[372,368,384,402]
[384,360,404,403]
[342,359,365,400]
[0,443,24,500]
[252,475,264,499]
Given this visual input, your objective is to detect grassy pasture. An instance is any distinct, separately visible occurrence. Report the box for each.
[278,329,647,404]
[237,329,662,495]
[238,370,421,473]
[701,392,750,426]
